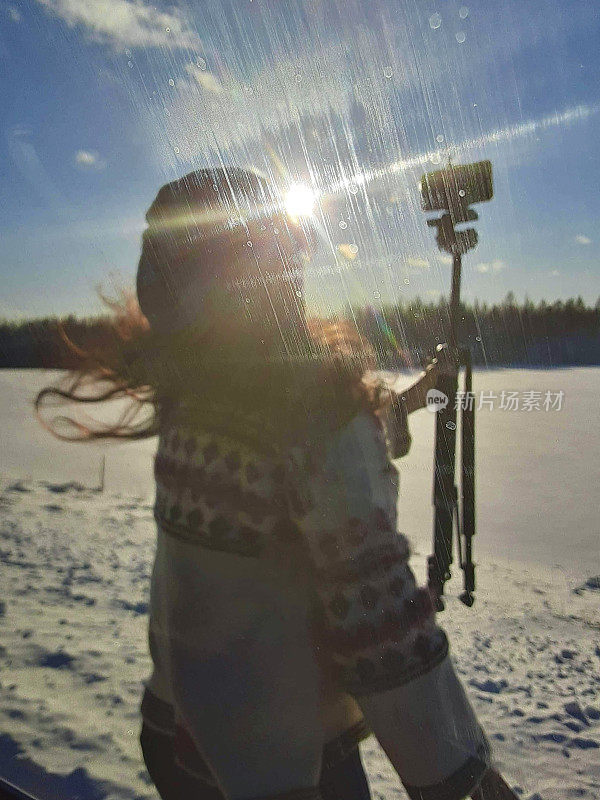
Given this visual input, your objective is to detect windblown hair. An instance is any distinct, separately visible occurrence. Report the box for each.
[35,290,390,454]
[37,167,391,453]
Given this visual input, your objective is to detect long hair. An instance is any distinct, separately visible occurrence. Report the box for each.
[36,168,391,453]
[35,291,389,453]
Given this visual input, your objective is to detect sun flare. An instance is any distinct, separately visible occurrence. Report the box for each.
[284,183,319,219]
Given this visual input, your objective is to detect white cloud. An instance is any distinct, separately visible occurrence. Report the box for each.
[7,6,22,22]
[35,0,200,51]
[575,234,592,245]
[474,259,506,274]
[437,253,453,265]
[74,149,106,169]
[185,64,224,95]
[406,256,430,269]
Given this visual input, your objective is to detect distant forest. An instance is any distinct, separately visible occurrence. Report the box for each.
[1,293,599,369]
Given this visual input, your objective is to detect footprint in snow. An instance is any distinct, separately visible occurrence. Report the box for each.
[38,649,75,669]
[573,575,600,595]
[564,701,589,726]
[469,678,508,693]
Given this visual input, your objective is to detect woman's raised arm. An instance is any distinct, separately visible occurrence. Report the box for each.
[287,410,501,800]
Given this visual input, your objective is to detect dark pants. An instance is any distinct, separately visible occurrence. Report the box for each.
[140,723,372,800]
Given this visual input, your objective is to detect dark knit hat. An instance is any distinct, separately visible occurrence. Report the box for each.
[136,167,311,334]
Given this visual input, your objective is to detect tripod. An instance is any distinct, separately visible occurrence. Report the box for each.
[424,214,479,610]
[418,160,492,609]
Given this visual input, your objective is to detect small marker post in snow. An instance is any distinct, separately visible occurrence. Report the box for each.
[98,454,105,493]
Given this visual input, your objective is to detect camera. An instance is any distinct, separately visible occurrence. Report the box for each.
[419,160,493,218]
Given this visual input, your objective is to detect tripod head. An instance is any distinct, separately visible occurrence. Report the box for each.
[420,160,492,258]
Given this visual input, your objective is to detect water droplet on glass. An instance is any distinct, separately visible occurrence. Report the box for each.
[296,290,302,297]
[429,13,442,29]
[456,31,466,43]
[430,152,441,165]
[127,61,133,69]
[213,184,218,191]
[173,146,180,154]
[273,228,279,234]
[459,6,469,19]
[436,134,444,143]
[245,297,251,304]
[383,68,393,79]
[373,291,381,299]
[349,244,358,254]
[197,58,206,70]
[348,184,359,195]
[125,49,131,57]
[247,241,253,248]
[339,220,348,230]
[260,224,267,231]
[459,189,466,197]
[446,421,457,430]
[168,79,175,87]
[404,278,410,285]
[475,336,482,341]
[165,27,171,33]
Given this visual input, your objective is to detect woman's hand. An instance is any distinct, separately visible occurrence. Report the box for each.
[471,768,521,799]
[397,359,438,414]
[420,358,439,393]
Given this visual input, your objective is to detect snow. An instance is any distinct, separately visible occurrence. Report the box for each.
[0,369,599,800]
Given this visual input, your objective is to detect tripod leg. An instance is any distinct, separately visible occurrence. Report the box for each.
[428,364,459,611]
[460,352,476,606]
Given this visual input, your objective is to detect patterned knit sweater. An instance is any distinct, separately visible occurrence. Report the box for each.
[143,407,491,800]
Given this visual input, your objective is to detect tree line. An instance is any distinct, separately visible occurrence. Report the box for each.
[351,293,600,367]
[1,293,599,369]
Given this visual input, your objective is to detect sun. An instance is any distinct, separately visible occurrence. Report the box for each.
[284,183,319,220]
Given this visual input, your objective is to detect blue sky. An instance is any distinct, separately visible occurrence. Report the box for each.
[0,0,599,319]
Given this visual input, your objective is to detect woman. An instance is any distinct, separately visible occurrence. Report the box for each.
[38,166,517,800]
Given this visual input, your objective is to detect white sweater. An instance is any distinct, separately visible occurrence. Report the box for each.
[143,408,491,800]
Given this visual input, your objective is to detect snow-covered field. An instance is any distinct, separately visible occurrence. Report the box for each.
[0,369,599,800]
